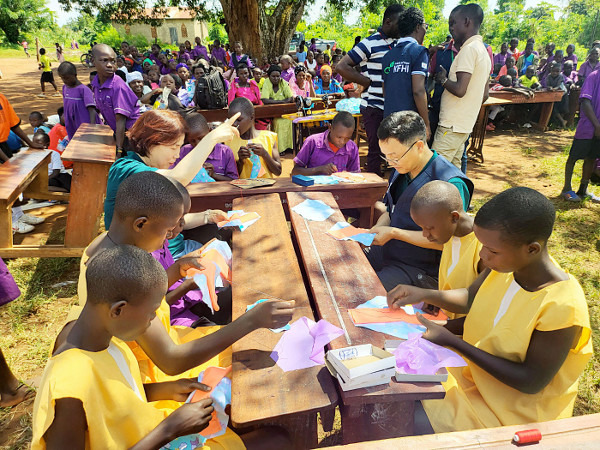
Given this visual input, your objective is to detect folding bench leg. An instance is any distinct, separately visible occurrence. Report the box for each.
[0,201,13,249]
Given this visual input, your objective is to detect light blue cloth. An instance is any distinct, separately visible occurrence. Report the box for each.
[308,175,339,185]
[328,221,376,246]
[352,296,425,339]
[291,199,335,221]
[246,298,290,332]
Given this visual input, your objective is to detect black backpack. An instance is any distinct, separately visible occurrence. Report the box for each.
[193,69,228,110]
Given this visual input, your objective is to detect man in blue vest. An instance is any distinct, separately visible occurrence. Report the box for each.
[367,111,474,290]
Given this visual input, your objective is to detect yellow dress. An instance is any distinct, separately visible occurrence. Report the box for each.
[230,130,278,179]
[423,270,593,432]
[438,232,482,320]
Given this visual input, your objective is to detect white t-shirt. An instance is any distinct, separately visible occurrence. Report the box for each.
[439,35,491,134]
[305,59,317,71]
[48,150,66,175]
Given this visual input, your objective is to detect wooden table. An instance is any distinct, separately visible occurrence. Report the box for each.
[230,193,338,449]
[281,110,362,155]
[468,90,565,163]
[286,191,445,444]
[330,413,600,449]
[189,174,388,229]
[62,124,115,248]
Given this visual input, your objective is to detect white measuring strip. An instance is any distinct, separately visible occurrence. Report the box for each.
[303,216,352,345]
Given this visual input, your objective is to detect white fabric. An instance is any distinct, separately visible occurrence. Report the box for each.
[48,150,66,175]
[106,341,143,401]
[447,236,462,277]
[493,279,521,327]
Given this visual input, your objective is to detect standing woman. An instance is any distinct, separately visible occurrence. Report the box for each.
[55,43,65,63]
[261,65,295,153]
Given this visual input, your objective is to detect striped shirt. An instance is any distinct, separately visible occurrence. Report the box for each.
[347,28,398,110]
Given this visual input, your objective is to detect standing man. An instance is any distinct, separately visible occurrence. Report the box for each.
[432,4,490,169]
[21,40,29,58]
[336,4,404,176]
[381,7,430,139]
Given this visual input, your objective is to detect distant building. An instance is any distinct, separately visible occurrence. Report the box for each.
[112,7,208,45]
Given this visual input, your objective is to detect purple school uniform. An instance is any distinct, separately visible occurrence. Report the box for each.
[212,47,227,65]
[493,52,508,67]
[333,73,343,84]
[151,240,203,327]
[160,64,173,75]
[578,61,600,81]
[149,54,160,65]
[62,84,99,139]
[565,54,578,67]
[192,45,209,61]
[293,130,360,172]
[575,70,600,139]
[175,143,239,179]
[281,67,295,83]
[91,74,140,132]
[0,258,20,307]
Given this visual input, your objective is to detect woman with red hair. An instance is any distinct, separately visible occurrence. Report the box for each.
[103,109,240,258]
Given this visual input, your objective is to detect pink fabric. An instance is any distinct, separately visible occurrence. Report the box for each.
[227,79,262,105]
[289,78,310,97]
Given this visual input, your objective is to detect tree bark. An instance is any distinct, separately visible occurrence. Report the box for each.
[219,0,307,63]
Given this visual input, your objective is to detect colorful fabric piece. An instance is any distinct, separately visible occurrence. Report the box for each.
[291,199,335,221]
[327,222,375,246]
[191,167,216,183]
[246,299,290,332]
[249,151,266,178]
[186,247,232,314]
[394,332,467,375]
[216,210,260,231]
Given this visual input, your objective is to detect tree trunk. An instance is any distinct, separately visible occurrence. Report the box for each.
[219,0,307,63]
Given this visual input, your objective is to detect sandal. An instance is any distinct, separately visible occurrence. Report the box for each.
[0,382,35,408]
[562,191,581,202]
[580,192,600,203]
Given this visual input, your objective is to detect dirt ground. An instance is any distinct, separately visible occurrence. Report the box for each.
[0,56,587,448]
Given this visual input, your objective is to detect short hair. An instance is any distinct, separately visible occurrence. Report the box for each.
[40,48,46,55]
[58,61,77,76]
[29,111,44,120]
[377,110,426,145]
[550,62,562,70]
[332,111,355,129]
[236,63,250,72]
[411,180,464,213]
[267,64,282,75]
[86,245,167,305]
[563,60,574,68]
[554,49,564,57]
[128,110,187,157]
[383,3,405,20]
[398,7,425,37]
[114,171,184,222]
[184,112,210,135]
[167,176,190,203]
[507,67,518,77]
[57,106,64,116]
[498,75,512,87]
[33,131,50,146]
[452,3,484,27]
[474,187,555,245]
[228,96,254,117]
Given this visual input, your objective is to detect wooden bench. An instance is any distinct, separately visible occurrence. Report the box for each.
[61,124,115,249]
[0,150,72,257]
[287,191,445,445]
[330,413,600,449]
[230,193,338,448]
[189,174,388,229]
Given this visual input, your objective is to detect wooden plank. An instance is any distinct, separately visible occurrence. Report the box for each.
[330,413,600,449]
[0,245,85,258]
[64,162,111,247]
[0,150,51,205]
[230,193,338,446]
[287,191,445,443]
[490,89,564,104]
[61,124,116,164]
[189,175,387,227]
[0,200,12,250]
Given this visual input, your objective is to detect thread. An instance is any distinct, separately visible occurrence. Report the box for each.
[513,429,542,444]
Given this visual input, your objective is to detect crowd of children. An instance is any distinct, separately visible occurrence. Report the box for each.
[0,4,598,447]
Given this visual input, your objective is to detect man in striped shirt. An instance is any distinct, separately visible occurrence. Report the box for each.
[337,4,404,176]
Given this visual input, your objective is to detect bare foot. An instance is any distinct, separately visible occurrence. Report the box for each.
[0,382,35,408]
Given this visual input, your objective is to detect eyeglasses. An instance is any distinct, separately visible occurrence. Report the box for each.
[380,140,421,165]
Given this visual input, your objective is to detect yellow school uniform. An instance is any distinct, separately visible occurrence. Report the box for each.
[230,130,277,179]
[423,270,592,432]
[438,232,482,319]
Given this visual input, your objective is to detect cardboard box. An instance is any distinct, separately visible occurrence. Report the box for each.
[325,356,395,391]
[327,344,395,380]
[394,367,449,383]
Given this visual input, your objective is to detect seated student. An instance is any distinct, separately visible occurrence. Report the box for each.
[57,61,98,141]
[28,111,51,134]
[314,64,344,96]
[563,60,578,87]
[291,111,359,176]
[261,65,295,154]
[487,75,535,130]
[388,187,592,433]
[368,111,473,291]
[140,74,184,112]
[57,171,294,388]
[518,65,540,89]
[228,97,282,178]
[32,132,71,193]
[542,62,568,128]
[174,113,239,181]
[407,181,484,320]
[495,55,515,80]
[34,245,289,449]
[147,65,160,89]
[289,65,316,98]
[314,53,325,78]
[227,64,263,106]
[47,107,69,156]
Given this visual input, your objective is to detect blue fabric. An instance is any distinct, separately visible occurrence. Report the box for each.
[381,38,429,118]
[431,45,456,111]
[382,153,474,276]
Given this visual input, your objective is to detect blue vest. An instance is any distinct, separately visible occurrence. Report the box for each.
[382,155,474,276]
[431,46,455,111]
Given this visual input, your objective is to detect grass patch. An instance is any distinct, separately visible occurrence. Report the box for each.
[520,146,536,156]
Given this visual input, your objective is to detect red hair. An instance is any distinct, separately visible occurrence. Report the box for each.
[128,110,188,156]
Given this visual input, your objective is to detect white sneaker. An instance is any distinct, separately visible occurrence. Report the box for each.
[12,221,35,234]
[21,213,45,225]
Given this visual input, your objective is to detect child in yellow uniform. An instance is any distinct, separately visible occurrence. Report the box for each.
[227,97,282,179]
[388,187,592,432]
[56,172,294,389]
[32,245,233,449]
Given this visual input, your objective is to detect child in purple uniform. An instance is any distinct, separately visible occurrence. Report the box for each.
[565,44,578,67]
[57,62,98,139]
[91,44,140,153]
[291,111,360,175]
[173,113,239,181]
[561,69,600,202]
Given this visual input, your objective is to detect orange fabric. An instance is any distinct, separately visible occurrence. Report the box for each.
[217,212,260,228]
[190,366,233,436]
[0,93,21,142]
[328,140,339,153]
[349,307,448,325]
[334,171,366,182]
[328,225,371,240]
[186,249,232,313]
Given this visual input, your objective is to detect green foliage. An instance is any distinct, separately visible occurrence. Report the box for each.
[95,26,122,49]
[208,22,228,44]
[0,0,54,43]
